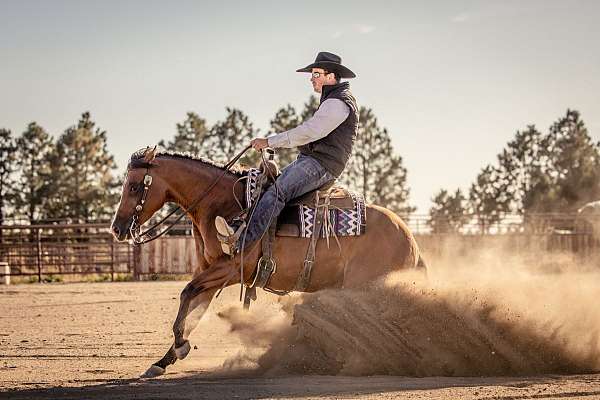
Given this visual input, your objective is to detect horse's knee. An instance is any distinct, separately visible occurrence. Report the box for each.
[181,281,205,301]
[180,284,192,301]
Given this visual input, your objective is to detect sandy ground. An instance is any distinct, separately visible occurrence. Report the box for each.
[1,281,600,400]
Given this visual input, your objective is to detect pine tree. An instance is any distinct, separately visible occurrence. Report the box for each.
[13,122,55,223]
[464,109,598,232]
[341,107,413,214]
[156,112,211,219]
[468,165,509,233]
[158,112,210,156]
[495,125,545,213]
[49,112,119,222]
[428,188,468,233]
[300,95,319,122]
[207,107,260,166]
[268,104,300,166]
[0,129,17,225]
[526,110,600,212]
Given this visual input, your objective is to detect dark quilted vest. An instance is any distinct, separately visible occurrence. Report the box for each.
[298,82,359,177]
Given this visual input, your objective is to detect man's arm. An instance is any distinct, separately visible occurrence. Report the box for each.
[267,98,350,148]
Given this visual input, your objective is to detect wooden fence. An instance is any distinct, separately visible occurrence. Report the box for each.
[135,236,198,276]
[1,219,599,282]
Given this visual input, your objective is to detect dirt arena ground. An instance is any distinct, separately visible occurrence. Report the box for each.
[1,277,600,400]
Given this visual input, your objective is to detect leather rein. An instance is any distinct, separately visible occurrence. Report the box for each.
[128,146,251,245]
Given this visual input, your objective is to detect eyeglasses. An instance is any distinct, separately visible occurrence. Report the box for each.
[311,71,331,79]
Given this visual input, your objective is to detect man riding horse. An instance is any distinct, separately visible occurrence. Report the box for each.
[215,51,359,255]
[110,52,426,376]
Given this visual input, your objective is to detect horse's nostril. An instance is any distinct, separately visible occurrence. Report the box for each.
[112,225,120,237]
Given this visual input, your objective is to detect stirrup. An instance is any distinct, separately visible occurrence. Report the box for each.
[215,216,245,256]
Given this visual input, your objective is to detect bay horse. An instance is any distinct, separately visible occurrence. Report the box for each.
[110,147,426,378]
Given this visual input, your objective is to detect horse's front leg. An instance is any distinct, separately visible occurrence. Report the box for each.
[141,261,234,378]
[143,291,211,377]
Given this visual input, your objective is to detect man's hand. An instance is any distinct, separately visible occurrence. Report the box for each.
[250,138,269,151]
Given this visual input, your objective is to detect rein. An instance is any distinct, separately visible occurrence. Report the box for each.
[129,145,252,245]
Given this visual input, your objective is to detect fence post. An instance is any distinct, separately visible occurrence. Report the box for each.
[36,228,42,283]
[0,262,9,285]
[0,224,6,284]
[133,245,141,281]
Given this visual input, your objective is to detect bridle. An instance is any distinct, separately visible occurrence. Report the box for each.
[128,170,153,243]
[127,146,251,245]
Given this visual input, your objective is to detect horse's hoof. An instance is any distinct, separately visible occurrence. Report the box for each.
[174,340,191,360]
[140,364,165,378]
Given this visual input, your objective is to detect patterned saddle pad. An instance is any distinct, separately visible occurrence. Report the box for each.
[244,168,367,238]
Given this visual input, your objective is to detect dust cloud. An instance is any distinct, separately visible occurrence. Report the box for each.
[216,242,600,377]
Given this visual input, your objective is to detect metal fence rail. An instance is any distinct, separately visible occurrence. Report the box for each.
[0,223,133,281]
[401,212,598,235]
[1,213,598,282]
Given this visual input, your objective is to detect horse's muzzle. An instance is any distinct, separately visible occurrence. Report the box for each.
[111,219,132,242]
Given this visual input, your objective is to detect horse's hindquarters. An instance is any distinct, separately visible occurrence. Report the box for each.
[264,204,420,292]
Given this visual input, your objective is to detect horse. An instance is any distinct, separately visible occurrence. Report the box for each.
[110,146,426,378]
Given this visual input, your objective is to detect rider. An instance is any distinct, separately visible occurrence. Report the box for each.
[215,51,359,255]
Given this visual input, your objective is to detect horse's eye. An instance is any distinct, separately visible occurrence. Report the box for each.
[130,184,138,193]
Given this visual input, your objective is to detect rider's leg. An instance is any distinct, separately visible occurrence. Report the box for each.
[217,154,334,254]
[241,154,335,249]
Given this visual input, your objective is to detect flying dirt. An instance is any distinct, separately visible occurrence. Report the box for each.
[218,246,600,377]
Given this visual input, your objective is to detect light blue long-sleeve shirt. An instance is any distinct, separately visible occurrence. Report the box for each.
[267,98,350,148]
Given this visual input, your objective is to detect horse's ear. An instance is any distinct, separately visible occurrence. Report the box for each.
[144,145,157,164]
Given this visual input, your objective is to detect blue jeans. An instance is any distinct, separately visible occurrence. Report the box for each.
[242,154,335,249]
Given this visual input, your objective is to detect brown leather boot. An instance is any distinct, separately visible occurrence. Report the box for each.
[214,216,245,256]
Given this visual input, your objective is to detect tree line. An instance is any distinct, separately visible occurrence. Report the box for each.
[0,96,412,224]
[0,112,119,225]
[3,103,595,228]
[429,109,600,233]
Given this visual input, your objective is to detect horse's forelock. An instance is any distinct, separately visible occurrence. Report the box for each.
[127,148,155,170]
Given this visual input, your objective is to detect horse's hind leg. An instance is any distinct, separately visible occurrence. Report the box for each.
[141,262,234,378]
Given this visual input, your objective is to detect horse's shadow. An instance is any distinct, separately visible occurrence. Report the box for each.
[1,373,595,400]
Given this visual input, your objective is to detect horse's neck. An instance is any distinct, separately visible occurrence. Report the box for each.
[158,158,242,258]
[161,157,240,218]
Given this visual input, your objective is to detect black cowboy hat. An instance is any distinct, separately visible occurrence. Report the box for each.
[296,51,356,79]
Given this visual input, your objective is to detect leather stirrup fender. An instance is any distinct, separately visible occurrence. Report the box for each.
[295,191,328,291]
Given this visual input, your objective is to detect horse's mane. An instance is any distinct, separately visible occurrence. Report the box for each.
[127,149,246,177]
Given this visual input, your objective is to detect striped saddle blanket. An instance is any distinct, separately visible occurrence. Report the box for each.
[244,168,367,238]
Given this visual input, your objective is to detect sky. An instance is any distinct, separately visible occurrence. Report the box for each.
[1,0,599,213]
